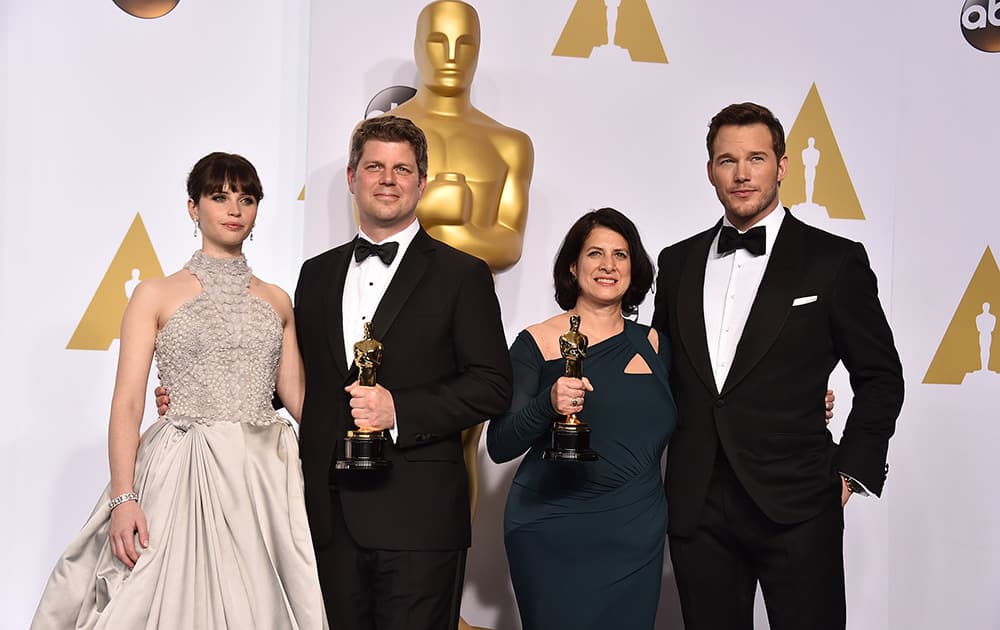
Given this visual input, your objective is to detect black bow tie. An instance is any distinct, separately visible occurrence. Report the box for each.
[717,225,766,256]
[354,238,399,265]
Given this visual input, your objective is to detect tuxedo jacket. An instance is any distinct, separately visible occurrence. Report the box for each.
[652,210,903,537]
[294,228,512,551]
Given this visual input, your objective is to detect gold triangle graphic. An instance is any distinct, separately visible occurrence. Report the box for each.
[781,83,864,220]
[923,247,1000,384]
[298,184,305,201]
[66,213,165,351]
[553,0,667,64]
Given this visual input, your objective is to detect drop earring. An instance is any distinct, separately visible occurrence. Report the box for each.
[193,220,199,237]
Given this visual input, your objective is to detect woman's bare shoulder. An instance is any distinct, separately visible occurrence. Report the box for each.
[525,313,569,361]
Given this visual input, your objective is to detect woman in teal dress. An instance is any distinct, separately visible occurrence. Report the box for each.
[487,208,677,630]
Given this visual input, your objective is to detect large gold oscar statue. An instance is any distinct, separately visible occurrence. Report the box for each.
[393,4,533,628]
[394,0,534,274]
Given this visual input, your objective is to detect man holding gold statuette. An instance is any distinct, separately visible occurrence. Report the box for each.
[294,114,512,630]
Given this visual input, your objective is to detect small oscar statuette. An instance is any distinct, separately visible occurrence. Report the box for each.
[543,314,599,462]
[335,322,392,471]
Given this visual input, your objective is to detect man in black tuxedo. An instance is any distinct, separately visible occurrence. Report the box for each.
[652,102,903,629]
[294,115,512,630]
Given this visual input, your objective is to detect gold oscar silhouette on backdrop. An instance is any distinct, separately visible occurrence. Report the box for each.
[67,213,164,350]
[392,0,534,274]
[924,246,1000,384]
[552,0,668,63]
[782,83,865,220]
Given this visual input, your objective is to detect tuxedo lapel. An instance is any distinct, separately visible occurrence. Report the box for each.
[722,211,805,394]
[324,239,356,380]
[676,223,720,396]
[370,229,432,341]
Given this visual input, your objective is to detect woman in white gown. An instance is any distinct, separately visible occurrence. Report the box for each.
[31,152,328,629]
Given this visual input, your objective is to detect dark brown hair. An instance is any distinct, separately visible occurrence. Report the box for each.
[553,208,654,317]
[706,102,786,160]
[186,152,263,202]
[348,115,429,180]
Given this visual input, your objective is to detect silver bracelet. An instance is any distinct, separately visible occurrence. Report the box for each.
[108,491,139,511]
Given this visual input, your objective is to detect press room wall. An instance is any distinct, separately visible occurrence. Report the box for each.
[5,1,999,629]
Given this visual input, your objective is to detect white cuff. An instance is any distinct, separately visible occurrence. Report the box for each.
[840,472,872,497]
[388,414,398,443]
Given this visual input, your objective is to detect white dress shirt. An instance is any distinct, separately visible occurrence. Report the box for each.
[703,208,868,495]
[703,207,786,392]
[341,219,421,441]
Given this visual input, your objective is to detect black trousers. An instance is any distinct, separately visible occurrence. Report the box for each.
[314,489,467,630]
[669,452,846,630]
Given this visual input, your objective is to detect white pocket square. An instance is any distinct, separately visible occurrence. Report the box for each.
[792,295,818,307]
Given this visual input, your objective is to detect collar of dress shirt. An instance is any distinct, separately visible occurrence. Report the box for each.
[713,205,786,259]
[355,219,421,268]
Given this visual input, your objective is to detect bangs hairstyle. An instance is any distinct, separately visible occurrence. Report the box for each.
[348,115,429,180]
[706,102,786,161]
[553,208,654,318]
[187,152,264,203]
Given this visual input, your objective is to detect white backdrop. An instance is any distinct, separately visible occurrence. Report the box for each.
[5,1,1000,629]
[2,0,310,627]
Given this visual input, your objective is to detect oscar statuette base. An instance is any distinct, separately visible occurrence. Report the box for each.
[542,419,598,462]
[335,430,392,471]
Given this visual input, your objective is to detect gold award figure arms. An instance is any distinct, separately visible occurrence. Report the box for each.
[560,313,588,384]
[353,321,384,390]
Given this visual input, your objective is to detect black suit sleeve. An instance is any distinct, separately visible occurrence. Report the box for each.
[651,247,673,335]
[830,242,904,496]
[392,260,513,448]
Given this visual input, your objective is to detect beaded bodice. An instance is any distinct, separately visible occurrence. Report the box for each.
[155,251,283,426]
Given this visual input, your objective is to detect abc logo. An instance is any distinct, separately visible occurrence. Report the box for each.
[961,0,1000,52]
[113,0,178,19]
[365,86,417,119]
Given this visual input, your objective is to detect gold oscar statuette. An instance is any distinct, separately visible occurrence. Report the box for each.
[335,322,392,471]
[543,314,599,462]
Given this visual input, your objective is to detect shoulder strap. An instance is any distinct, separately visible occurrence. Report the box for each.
[623,321,670,392]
